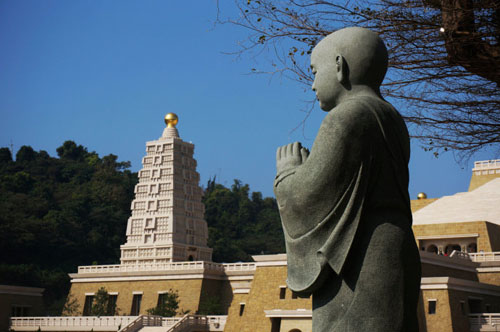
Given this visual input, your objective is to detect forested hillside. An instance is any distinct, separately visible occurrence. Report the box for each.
[0,142,284,313]
[0,141,137,313]
[203,178,284,263]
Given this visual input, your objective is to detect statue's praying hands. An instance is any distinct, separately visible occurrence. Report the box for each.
[276,142,309,176]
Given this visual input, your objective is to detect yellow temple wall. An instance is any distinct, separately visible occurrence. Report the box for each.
[224,265,311,332]
[69,278,206,315]
[469,173,500,191]
[413,221,494,252]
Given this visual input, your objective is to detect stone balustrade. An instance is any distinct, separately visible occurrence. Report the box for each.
[470,313,500,331]
[473,160,500,176]
[119,315,162,332]
[164,315,226,332]
[223,262,256,271]
[10,316,137,331]
[473,160,500,170]
[77,261,256,274]
[469,252,500,262]
[162,317,183,327]
[10,315,227,332]
[205,315,227,327]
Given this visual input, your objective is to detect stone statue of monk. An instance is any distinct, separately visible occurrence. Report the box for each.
[274,27,421,332]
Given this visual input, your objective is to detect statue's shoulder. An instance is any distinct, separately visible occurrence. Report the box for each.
[325,97,380,128]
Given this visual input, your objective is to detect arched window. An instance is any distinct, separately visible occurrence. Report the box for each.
[289,329,302,332]
[467,243,477,253]
[426,245,438,254]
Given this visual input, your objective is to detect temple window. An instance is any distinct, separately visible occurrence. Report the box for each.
[239,303,245,316]
[279,286,286,299]
[131,293,143,315]
[83,294,94,316]
[428,299,437,314]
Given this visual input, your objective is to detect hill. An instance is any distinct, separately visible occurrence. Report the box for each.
[0,142,284,313]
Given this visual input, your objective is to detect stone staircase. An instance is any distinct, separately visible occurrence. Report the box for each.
[118,315,225,332]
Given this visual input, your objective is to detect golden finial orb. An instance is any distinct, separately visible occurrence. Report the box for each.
[417,192,428,200]
[164,113,179,128]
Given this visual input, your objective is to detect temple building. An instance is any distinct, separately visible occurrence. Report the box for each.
[8,115,500,332]
[64,114,243,319]
[120,112,212,264]
[412,166,500,256]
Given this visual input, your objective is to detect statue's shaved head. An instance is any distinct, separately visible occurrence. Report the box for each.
[312,27,388,89]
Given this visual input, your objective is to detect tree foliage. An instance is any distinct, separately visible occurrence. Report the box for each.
[146,289,180,317]
[203,177,285,262]
[89,287,118,316]
[61,293,80,316]
[219,0,500,156]
[0,141,285,314]
[0,141,136,314]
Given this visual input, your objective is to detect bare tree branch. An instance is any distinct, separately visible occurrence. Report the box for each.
[217,0,500,158]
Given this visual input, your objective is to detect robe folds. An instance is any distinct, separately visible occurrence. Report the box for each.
[274,95,421,332]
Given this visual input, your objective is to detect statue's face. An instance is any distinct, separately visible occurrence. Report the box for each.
[311,43,341,112]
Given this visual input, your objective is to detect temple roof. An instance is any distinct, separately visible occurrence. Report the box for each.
[413,178,500,225]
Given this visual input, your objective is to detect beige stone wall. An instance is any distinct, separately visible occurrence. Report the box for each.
[224,293,250,332]
[421,262,477,281]
[420,289,452,332]
[419,286,500,332]
[485,222,500,251]
[280,318,312,332]
[411,198,438,213]
[478,271,500,286]
[224,264,500,332]
[224,266,311,332]
[413,221,493,252]
[69,278,206,315]
[468,173,500,191]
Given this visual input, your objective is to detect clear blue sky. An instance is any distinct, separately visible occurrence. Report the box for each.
[0,1,496,199]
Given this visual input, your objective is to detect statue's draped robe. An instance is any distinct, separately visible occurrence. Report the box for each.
[274,96,421,332]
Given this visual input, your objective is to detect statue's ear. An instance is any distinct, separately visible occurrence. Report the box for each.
[336,54,346,84]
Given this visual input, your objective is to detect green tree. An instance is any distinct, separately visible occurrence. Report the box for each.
[56,141,88,161]
[203,178,285,262]
[90,287,117,316]
[0,142,136,314]
[0,148,12,163]
[90,287,109,317]
[146,290,180,317]
[16,145,36,162]
[61,293,80,316]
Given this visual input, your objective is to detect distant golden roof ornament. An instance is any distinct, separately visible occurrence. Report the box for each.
[165,113,179,128]
[417,192,427,200]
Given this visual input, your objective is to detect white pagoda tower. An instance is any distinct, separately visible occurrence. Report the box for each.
[119,113,213,264]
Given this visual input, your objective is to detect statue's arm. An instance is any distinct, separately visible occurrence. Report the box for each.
[274,102,373,219]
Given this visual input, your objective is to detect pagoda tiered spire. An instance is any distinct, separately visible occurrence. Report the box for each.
[120,113,212,264]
